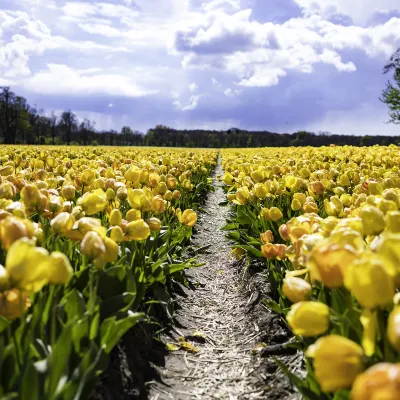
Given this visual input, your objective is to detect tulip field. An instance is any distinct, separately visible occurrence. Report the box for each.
[2,144,400,399]
[0,146,217,399]
[221,145,400,399]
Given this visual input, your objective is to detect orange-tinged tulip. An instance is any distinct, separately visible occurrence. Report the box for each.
[260,230,274,244]
[351,363,400,400]
[0,216,28,250]
[0,289,31,320]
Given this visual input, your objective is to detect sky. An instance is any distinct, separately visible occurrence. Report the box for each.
[1,0,400,135]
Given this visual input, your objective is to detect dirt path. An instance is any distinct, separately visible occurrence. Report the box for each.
[146,157,301,400]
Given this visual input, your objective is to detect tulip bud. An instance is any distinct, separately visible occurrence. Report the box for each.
[151,196,167,214]
[0,182,16,200]
[254,183,267,199]
[47,252,73,285]
[116,186,128,201]
[282,277,312,303]
[125,219,150,241]
[351,363,400,400]
[286,301,329,337]
[110,226,124,243]
[21,184,41,208]
[231,247,246,260]
[81,231,106,260]
[106,188,115,201]
[164,190,173,201]
[109,209,122,226]
[309,181,325,195]
[303,202,319,214]
[306,335,363,392]
[261,243,277,259]
[269,207,283,222]
[172,190,181,200]
[291,198,302,211]
[146,217,161,231]
[61,185,76,201]
[278,224,290,241]
[0,217,28,250]
[126,209,141,222]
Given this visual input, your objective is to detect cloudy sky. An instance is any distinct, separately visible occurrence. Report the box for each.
[1,0,400,135]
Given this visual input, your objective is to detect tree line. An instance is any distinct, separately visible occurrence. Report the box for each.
[1,47,399,148]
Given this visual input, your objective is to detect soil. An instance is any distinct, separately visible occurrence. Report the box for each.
[92,157,303,400]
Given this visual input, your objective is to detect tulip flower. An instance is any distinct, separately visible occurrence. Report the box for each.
[360,205,385,236]
[50,212,75,234]
[344,253,395,309]
[351,363,400,400]
[125,219,151,241]
[47,252,73,285]
[180,209,197,227]
[80,189,108,215]
[306,335,364,392]
[286,301,330,337]
[109,209,122,226]
[0,289,31,320]
[282,277,312,303]
[81,231,106,260]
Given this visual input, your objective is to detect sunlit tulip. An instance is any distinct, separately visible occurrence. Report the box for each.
[306,335,364,392]
[269,207,283,222]
[81,231,106,260]
[50,212,75,234]
[47,252,73,284]
[360,205,385,236]
[388,306,400,352]
[146,217,161,232]
[125,219,150,241]
[20,184,41,208]
[351,363,400,400]
[287,301,329,336]
[110,225,124,243]
[344,253,394,309]
[260,230,274,244]
[109,209,122,226]
[61,185,76,201]
[80,189,108,215]
[180,209,197,227]
[282,277,312,303]
[102,237,119,262]
[6,238,51,293]
[0,217,29,250]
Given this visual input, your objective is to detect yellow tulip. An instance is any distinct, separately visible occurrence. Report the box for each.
[0,289,31,320]
[50,212,75,234]
[146,217,161,232]
[61,185,76,201]
[80,169,96,186]
[286,301,329,337]
[351,363,400,400]
[306,335,364,392]
[388,306,400,352]
[180,209,197,227]
[109,209,122,226]
[260,230,274,244]
[344,253,395,309]
[360,205,385,236]
[386,211,400,233]
[20,184,41,208]
[282,277,312,303]
[269,207,283,222]
[127,189,152,211]
[291,198,302,211]
[126,209,141,222]
[0,216,29,250]
[110,226,124,243]
[47,252,73,285]
[81,231,106,260]
[151,195,167,214]
[6,238,51,293]
[102,237,119,262]
[80,189,108,215]
[125,219,150,241]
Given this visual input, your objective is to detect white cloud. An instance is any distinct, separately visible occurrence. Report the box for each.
[293,0,400,25]
[224,87,241,96]
[189,82,198,91]
[108,103,113,107]
[201,0,241,13]
[62,2,139,21]
[175,9,400,87]
[21,64,157,97]
[174,95,200,111]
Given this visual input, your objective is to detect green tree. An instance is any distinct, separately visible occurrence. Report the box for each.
[381,47,400,124]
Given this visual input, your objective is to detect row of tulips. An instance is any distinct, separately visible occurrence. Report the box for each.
[0,146,217,399]
[221,145,400,399]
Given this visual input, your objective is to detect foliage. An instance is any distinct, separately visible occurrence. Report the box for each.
[381,47,400,124]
